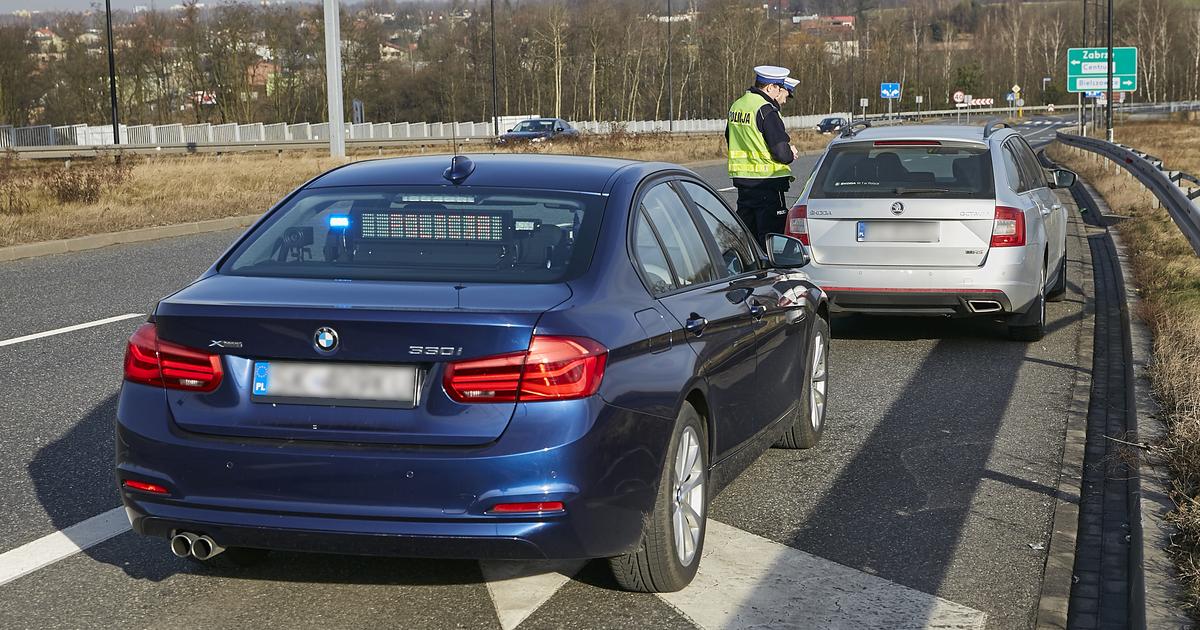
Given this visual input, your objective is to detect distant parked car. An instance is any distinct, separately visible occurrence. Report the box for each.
[496,118,579,144]
[815,117,848,134]
[786,122,1075,341]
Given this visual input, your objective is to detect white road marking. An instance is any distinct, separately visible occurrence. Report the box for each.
[658,520,988,630]
[0,313,144,348]
[0,507,129,587]
[481,559,586,630]
[4,508,991,630]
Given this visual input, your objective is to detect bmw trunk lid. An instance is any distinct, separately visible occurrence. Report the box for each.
[152,274,570,446]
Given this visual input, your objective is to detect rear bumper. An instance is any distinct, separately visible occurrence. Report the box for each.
[806,248,1040,316]
[823,287,1013,316]
[116,383,673,560]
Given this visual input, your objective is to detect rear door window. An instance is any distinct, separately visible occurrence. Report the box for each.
[1011,137,1048,191]
[639,183,716,288]
[633,213,676,296]
[1000,143,1028,192]
[810,142,994,199]
[680,181,758,277]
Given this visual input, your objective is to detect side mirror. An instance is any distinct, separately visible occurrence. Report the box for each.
[506,128,512,132]
[1050,168,1077,189]
[556,127,564,132]
[764,233,810,268]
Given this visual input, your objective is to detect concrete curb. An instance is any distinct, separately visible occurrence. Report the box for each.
[0,214,260,263]
[1036,189,1096,630]
[1101,186,1191,629]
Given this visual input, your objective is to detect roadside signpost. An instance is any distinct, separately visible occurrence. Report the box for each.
[880,82,900,119]
[1067,47,1138,92]
[859,97,868,120]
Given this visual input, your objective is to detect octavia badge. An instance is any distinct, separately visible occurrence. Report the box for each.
[314,327,339,352]
[891,201,905,216]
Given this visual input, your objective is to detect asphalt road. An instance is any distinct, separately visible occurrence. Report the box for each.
[0,118,1086,629]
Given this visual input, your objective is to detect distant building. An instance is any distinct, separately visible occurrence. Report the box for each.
[795,15,856,40]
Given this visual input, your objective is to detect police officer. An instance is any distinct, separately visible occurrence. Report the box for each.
[726,65,797,244]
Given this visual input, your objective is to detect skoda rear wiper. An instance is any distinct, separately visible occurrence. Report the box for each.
[892,187,951,195]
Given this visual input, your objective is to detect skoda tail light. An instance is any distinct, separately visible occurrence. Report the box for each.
[785,204,809,245]
[991,205,1026,248]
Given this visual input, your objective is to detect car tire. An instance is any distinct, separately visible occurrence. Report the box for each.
[775,316,830,449]
[609,402,708,593]
[1046,247,1068,302]
[1008,266,1047,342]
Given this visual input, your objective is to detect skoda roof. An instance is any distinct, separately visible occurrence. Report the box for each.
[831,124,1008,146]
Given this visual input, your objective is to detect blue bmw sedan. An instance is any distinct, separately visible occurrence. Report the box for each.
[116,154,830,592]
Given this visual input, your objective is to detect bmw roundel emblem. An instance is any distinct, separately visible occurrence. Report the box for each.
[891,201,905,216]
[314,327,339,352]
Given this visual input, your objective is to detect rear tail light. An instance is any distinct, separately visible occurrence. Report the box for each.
[124,322,224,392]
[785,204,809,245]
[488,501,565,514]
[443,335,607,403]
[990,205,1026,248]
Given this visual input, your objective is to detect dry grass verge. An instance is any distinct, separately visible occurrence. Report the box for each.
[1049,120,1200,616]
[0,129,829,248]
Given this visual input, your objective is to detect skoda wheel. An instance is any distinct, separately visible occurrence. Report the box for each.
[1009,266,1047,342]
[610,401,708,593]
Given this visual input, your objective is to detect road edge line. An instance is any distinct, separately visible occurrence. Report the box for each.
[1035,185,1094,630]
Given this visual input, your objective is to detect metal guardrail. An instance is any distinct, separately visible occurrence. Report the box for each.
[1056,131,1200,256]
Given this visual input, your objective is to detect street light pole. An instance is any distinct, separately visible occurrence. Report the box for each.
[323,0,346,158]
[490,0,499,137]
[104,0,120,145]
[1105,0,1113,142]
[667,0,672,132]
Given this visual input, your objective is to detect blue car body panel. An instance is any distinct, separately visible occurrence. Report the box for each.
[116,154,825,560]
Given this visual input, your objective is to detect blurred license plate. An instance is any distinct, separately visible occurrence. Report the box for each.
[856,221,939,243]
[251,361,420,408]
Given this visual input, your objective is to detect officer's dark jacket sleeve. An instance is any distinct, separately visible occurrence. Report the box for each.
[756,104,794,165]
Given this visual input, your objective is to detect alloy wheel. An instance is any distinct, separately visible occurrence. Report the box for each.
[671,426,705,566]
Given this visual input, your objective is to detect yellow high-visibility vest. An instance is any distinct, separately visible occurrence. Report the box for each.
[727,91,792,180]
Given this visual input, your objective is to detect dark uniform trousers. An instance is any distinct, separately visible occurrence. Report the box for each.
[735,182,789,246]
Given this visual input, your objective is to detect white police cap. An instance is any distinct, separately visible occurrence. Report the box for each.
[784,77,799,94]
[753,65,790,86]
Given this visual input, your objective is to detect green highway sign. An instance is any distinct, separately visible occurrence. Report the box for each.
[1067,47,1138,92]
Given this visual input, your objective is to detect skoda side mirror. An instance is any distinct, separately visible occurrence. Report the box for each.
[1051,168,1077,189]
[764,233,810,268]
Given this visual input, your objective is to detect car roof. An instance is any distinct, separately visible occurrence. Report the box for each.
[832,124,996,146]
[305,153,645,192]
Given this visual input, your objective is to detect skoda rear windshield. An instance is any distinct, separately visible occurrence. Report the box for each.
[809,142,994,199]
[220,186,605,283]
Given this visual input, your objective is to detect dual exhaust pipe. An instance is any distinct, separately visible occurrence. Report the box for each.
[967,299,1003,314]
[170,531,225,561]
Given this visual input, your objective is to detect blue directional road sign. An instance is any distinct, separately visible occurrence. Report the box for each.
[1006,93,1016,103]
[880,83,901,99]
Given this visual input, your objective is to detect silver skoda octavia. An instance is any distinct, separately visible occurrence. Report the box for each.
[786,122,1076,341]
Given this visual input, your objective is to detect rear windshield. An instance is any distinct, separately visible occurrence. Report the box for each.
[220,186,604,283]
[809,142,994,199]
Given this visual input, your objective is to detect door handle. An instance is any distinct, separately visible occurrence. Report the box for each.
[748,301,767,319]
[685,314,708,336]
[1051,203,1063,211]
